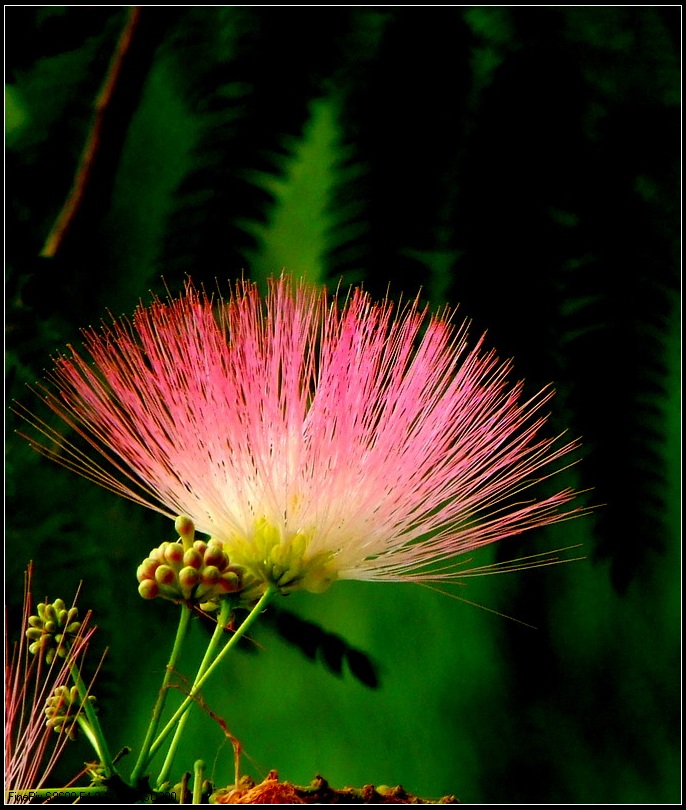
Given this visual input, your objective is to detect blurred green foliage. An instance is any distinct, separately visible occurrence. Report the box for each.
[5,7,680,803]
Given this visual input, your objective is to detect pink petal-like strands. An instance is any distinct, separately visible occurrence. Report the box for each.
[19,277,584,588]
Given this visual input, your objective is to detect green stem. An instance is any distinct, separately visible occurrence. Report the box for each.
[192,760,205,804]
[69,659,116,777]
[130,603,193,784]
[146,587,277,772]
[156,601,232,787]
[76,716,105,764]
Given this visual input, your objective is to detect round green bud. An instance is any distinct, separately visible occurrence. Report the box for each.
[26,599,81,662]
[44,684,91,741]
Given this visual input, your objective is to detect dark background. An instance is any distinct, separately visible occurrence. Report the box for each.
[6,7,680,803]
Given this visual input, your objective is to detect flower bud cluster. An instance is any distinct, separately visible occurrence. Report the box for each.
[137,537,244,610]
[25,599,81,664]
[44,685,95,740]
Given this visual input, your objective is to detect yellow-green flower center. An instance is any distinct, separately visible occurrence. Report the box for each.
[220,518,338,595]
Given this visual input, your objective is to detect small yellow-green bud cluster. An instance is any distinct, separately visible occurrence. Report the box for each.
[44,685,95,740]
[26,599,81,664]
[137,534,244,610]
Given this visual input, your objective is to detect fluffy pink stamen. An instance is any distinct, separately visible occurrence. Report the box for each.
[20,277,584,583]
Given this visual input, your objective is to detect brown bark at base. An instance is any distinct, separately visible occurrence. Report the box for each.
[211,771,459,804]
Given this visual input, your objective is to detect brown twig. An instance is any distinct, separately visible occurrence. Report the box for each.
[40,7,142,259]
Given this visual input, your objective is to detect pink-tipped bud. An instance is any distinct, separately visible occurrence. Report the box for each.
[179,566,200,586]
[175,515,195,549]
[183,548,203,569]
[137,559,159,581]
[204,544,227,570]
[219,571,242,593]
[150,544,166,563]
[164,543,185,567]
[178,566,200,596]
[175,514,195,536]
[201,566,221,586]
[136,528,249,607]
[139,580,159,599]
[155,565,175,586]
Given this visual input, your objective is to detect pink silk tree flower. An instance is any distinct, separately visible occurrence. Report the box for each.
[21,277,583,598]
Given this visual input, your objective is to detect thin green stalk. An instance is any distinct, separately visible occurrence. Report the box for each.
[156,601,232,786]
[69,659,116,777]
[130,602,192,784]
[146,587,277,772]
[76,715,105,764]
[192,760,205,804]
